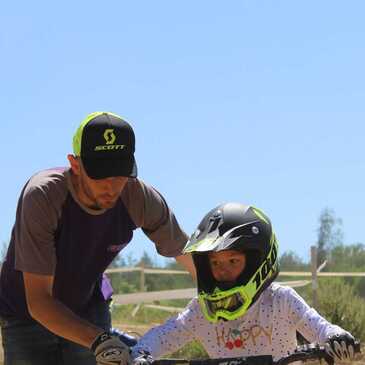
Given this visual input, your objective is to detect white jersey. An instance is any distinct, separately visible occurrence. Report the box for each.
[132,283,345,361]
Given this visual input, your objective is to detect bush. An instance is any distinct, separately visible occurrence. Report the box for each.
[108,271,194,294]
[168,340,208,359]
[109,271,139,293]
[317,278,365,341]
[112,304,174,325]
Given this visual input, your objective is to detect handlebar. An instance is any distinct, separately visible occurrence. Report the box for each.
[152,341,361,365]
[153,356,272,365]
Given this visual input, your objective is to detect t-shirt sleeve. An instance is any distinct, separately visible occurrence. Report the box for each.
[14,175,64,275]
[122,179,188,257]
[283,286,345,343]
[131,299,199,358]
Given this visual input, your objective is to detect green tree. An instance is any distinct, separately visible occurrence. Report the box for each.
[165,258,186,270]
[110,255,127,268]
[316,208,343,267]
[279,251,309,271]
[137,250,155,268]
[328,243,365,298]
[110,252,137,268]
[329,243,365,271]
[108,252,138,294]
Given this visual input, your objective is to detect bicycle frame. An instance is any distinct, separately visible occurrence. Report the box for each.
[152,342,361,365]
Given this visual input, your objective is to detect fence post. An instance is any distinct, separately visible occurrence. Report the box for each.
[311,246,318,308]
[139,266,145,292]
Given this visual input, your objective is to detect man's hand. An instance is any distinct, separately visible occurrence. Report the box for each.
[92,331,132,365]
[325,332,356,362]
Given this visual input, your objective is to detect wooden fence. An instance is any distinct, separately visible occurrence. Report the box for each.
[106,246,365,308]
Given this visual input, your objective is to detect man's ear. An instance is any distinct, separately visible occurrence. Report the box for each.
[67,154,81,176]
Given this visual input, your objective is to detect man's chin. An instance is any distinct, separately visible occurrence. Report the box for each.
[95,199,118,210]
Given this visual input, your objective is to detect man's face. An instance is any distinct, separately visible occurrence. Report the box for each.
[68,155,128,209]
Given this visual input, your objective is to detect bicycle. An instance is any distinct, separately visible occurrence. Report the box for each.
[112,329,361,365]
[151,342,361,365]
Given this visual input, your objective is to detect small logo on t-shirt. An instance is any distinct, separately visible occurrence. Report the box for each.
[107,244,124,253]
[215,324,273,349]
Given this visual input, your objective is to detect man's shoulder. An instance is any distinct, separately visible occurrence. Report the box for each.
[27,167,68,186]
[124,177,156,192]
[24,167,69,201]
[122,178,164,204]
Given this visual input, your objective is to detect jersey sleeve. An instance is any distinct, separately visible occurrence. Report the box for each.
[14,172,66,275]
[131,299,199,358]
[283,286,345,343]
[122,179,188,257]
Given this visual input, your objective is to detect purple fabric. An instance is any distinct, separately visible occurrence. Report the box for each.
[101,274,114,300]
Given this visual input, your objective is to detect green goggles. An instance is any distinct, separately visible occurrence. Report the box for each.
[198,285,254,323]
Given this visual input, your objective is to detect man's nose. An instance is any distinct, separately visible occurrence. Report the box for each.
[103,179,114,192]
[105,178,124,191]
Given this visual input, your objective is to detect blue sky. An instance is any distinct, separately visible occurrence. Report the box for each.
[1,1,364,266]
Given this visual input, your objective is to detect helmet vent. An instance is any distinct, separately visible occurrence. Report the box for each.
[207,210,222,233]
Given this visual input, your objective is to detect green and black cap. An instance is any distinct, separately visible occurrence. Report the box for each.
[73,112,137,179]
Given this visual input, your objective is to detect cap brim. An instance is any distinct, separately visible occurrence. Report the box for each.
[82,156,138,179]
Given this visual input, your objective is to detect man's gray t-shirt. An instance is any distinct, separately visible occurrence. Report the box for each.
[0,168,188,319]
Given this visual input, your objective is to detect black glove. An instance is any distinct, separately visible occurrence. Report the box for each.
[92,331,132,365]
[133,350,154,365]
[325,332,356,362]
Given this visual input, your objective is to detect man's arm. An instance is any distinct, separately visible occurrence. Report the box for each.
[23,272,103,348]
[175,253,196,280]
[123,180,195,277]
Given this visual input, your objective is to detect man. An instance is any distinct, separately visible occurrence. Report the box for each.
[0,111,195,365]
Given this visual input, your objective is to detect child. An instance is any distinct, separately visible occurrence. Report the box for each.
[132,203,357,363]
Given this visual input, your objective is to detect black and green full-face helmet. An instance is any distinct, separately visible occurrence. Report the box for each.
[183,203,279,323]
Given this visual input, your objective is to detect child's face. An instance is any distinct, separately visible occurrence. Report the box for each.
[208,250,246,282]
